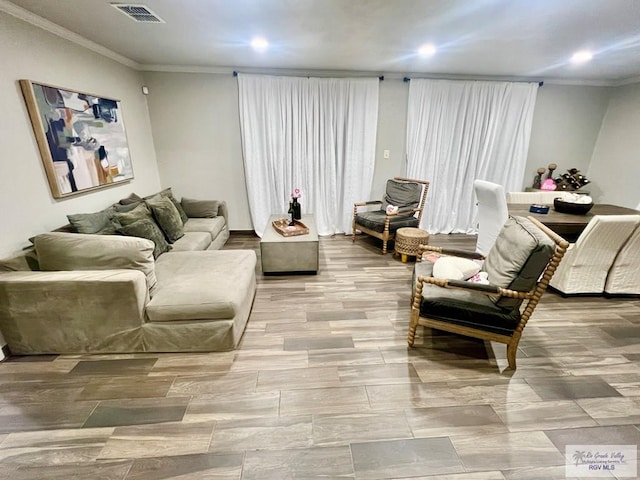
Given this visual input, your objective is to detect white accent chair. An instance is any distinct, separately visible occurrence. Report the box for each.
[506,191,573,204]
[549,215,640,295]
[605,223,640,295]
[473,180,509,256]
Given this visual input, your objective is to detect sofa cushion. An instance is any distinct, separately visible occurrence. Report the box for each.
[117,219,172,259]
[483,216,555,309]
[171,232,212,251]
[181,198,219,218]
[183,217,226,241]
[148,250,257,322]
[113,202,154,226]
[33,232,158,296]
[146,196,185,243]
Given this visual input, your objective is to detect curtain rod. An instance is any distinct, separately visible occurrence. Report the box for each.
[403,76,544,87]
[233,70,384,80]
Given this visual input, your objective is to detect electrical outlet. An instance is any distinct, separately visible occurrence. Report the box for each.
[383,150,390,159]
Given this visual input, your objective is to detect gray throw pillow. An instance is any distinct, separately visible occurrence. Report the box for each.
[67,206,116,234]
[117,218,172,259]
[146,196,185,243]
[112,202,141,213]
[119,193,143,205]
[181,198,219,218]
[113,202,154,226]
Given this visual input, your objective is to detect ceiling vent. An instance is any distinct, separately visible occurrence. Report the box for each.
[110,4,165,23]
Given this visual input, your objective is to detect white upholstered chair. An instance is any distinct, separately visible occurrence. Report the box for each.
[473,180,508,255]
[604,223,640,295]
[549,215,640,295]
[506,191,572,204]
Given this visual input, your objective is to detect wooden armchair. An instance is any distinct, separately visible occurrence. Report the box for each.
[408,216,568,370]
[352,177,429,254]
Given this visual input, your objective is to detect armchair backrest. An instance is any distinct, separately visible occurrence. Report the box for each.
[482,216,557,309]
[382,177,429,221]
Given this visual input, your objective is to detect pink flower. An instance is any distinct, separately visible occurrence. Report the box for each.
[291,188,302,199]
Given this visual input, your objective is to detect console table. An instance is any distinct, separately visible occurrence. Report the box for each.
[260,214,319,274]
[508,203,640,238]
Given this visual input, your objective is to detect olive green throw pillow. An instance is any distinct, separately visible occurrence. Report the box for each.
[113,202,154,227]
[117,218,171,258]
[146,196,185,243]
[145,187,188,224]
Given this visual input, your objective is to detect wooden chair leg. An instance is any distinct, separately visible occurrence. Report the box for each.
[407,309,419,347]
[382,240,388,254]
[506,335,521,370]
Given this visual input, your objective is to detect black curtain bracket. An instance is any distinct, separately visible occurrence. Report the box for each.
[233,71,238,77]
[403,77,411,82]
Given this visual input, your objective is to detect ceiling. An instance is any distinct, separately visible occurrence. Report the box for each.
[5,0,640,84]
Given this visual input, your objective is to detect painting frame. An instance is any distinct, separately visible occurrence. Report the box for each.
[20,79,134,199]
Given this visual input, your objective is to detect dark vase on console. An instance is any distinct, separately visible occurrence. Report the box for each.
[292,198,302,220]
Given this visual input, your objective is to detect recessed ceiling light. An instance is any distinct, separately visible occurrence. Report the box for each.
[251,37,269,51]
[570,50,593,64]
[418,43,437,56]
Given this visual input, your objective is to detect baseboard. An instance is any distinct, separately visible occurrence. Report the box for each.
[230,229,259,236]
[0,344,10,362]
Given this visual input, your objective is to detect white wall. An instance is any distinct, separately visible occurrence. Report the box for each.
[144,73,612,229]
[370,79,410,202]
[524,84,611,190]
[0,11,161,258]
[587,82,640,208]
[142,72,252,229]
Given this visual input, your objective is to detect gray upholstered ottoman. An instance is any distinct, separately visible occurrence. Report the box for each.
[260,214,319,274]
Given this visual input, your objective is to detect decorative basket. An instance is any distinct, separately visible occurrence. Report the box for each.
[553,198,594,215]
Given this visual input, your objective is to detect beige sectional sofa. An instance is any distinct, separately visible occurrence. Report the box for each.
[0,193,257,354]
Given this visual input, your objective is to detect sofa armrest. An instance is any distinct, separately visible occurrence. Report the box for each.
[0,270,148,354]
[218,200,229,226]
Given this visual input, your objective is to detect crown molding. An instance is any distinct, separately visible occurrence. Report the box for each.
[613,75,640,87]
[140,64,622,87]
[0,0,139,69]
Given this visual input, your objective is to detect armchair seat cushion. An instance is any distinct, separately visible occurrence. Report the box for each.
[356,211,418,233]
[413,260,520,336]
[420,285,521,336]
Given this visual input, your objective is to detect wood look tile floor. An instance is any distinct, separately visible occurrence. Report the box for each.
[1,232,640,479]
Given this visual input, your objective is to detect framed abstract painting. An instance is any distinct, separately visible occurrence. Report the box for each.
[20,80,134,198]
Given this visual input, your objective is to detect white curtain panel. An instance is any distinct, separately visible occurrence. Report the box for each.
[406,79,538,233]
[238,73,379,237]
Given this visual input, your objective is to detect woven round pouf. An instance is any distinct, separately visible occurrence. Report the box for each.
[394,227,429,263]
